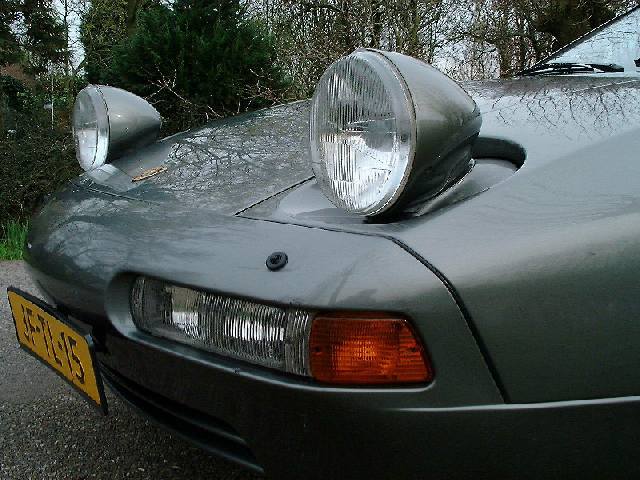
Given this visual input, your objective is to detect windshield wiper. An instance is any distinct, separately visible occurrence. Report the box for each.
[519,62,625,76]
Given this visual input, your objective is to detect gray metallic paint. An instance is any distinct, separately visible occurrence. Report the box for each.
[98,85,162,163]
[77,100,313,212]
[29,74,640,403]
[26,185,501,407]
[244,75,640,403]
[21,71,640,477]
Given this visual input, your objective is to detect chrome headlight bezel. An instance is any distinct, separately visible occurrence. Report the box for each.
[72,85,110,172]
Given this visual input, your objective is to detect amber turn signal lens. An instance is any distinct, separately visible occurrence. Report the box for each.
[309,313,432,385]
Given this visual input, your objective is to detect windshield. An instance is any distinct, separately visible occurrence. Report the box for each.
[546,7,640,72]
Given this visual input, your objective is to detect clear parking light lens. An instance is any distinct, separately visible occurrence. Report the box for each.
[310,50,415,216]
[73,86,109,171]
[130,277,313,376]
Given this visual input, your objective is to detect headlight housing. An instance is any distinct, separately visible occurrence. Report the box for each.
[310,49,482,217]
[73,85,161,171]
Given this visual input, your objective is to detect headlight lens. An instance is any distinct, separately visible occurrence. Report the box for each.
[72,86,110,171]
[310,50,415,216]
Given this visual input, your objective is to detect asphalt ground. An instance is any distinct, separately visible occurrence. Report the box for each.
[0,261,262,480]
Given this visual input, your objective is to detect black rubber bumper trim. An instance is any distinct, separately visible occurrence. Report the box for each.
[100,364,264,475]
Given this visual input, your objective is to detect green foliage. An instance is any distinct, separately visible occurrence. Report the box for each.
[0,1,21,66]
[0,75,26,128]
[102,0,289,132]
[80,0,132,84]
[0,220,28,260]
[20,0,67,74]
[0,1,66,74]
[0,76,79,227]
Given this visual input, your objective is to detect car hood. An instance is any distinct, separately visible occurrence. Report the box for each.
[76,74,640,216]
[64,73,640,404]
[465,74,640,167]
[74,100,314,215]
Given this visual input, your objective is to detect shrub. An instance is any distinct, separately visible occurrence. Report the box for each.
[0,76,79,226]
[80,0,133,85]
[103,0,289,132]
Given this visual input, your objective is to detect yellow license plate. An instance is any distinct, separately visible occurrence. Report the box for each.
[7,288,107,413]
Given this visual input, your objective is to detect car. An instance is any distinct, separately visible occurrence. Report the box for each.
[7,6,640,479]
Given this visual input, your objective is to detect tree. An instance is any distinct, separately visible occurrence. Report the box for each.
[0,0,66,73]
[103,0,288,131]
[19,0,67,74]
[80,0,141,84]
[0,1,21,66]
[251,0,461,97]
[463,0,636,77]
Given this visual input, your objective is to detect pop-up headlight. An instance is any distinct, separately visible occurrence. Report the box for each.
[309,49,482,217]
[73,85,161,171]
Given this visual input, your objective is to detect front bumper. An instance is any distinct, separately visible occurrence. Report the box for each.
[24,184,640,478]
[100,324,640,479]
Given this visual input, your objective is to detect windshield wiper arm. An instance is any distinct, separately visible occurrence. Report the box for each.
[518,62,625,76]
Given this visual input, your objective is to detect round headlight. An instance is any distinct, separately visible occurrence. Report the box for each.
[73,85,162,172]
[310,50,414,216]
[310,49,482,217]
[73,86,110,171]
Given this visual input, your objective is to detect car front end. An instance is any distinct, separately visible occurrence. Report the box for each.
[13,16,640,478]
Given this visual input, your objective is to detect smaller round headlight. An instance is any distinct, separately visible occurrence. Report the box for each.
[73,85,162,172]
[73,86,109,171]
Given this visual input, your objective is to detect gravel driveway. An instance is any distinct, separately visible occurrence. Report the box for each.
[0,261,262,480]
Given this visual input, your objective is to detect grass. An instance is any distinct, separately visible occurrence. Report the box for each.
[0,221,28,260]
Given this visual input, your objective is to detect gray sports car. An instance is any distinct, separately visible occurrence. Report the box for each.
[8,6,640,479]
